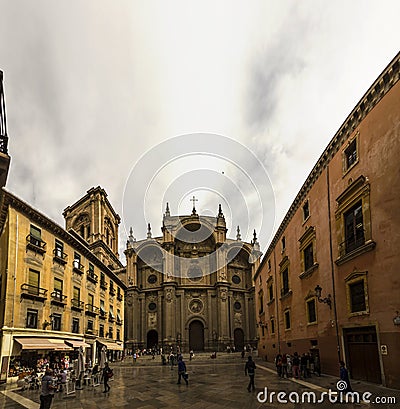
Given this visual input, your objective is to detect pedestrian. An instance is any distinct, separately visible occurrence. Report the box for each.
[245,356,256,392]
[314,353,321,376]
[281,354,288,378]
[177,356,188,385]
[40,368,56,409]
[275,353,282,377]
[169,352,175,370]
[292,352,300,379]
[133,352,137,363]
[300,353,308,378]
[101,362,112,393]
[339,361,353,393]
[241,350,245,359]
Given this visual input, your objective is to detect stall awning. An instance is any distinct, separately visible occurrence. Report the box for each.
[64,340,90,348]
[15,338,73,351]
[99,341,123,351]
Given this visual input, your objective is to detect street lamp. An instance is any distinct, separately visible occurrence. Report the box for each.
[315,285,332,309]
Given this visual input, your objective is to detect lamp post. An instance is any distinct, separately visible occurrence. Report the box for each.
[315,285,332,309]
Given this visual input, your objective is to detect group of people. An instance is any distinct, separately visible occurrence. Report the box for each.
[275,351,321,379]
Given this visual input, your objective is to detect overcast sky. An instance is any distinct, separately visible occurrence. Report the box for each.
[1,1,399,260]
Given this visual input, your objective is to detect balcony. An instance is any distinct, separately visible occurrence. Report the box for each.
[339,235,365,257]
[108,314,115,323]
[50,291,67,306]
[71,298,84,311]
[53,248,68,265]
[99,309,108,320]
[336,235,376,266]
[116,318,123,326]
[26,234,46,255]
[86,270,98,284]
[280,287,292,300]
[100,280,108,290]
[109,287,116,296]
[117,293,123,301]
[85,328,98,337]
[85,304,99,317]
[72,260,84,275]
[21,284,47,302]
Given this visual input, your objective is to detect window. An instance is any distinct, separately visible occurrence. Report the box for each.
[307,299,317,323]
[148,274,157,284]
[335,176,374,264]
[284,310,291,330]
[232,275,241,285]
[88,293,94,306]
[26,309,38,329]
[234,301,241,311]
[73,252,81,269]
[100,299,106,316]
[52,313,62,331]
[73,286,80,301]
[258,291,264,314]
[344,201,364,253]
[261,326,265,337]
[281,268,289,296]
[268,283,274,301]
[72,318,80,333]
[87,224,91,239]
[116,329,120,341]
[30,225,42,246]
[99,324,104,338]
[267,259,271,270]
[80,225,85,238]
[87,320,94,332]
[108,327,113,339]
[89,263,94,274]
[281,236,286,251]
[304,243,314,271]
[53,278,63,301]
[344,138,358,172]
[270,318,275,334]
[117,308,122,323]
[109,305,115,319]
[299,226,317,278]
[350,280,366,313]
[28,269,40,295]
[303,200,310,221]
[100,272,105,283]
[54,239,64,258]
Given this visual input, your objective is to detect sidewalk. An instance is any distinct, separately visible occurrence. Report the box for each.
[257,360,400,403]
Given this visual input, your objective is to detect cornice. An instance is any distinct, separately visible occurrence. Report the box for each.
[0,188,126,289]
[258,52,400,271]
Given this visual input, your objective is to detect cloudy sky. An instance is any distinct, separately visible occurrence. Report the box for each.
[0,1,399,259]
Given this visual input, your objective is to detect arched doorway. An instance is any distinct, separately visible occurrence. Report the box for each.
[147,330,158,349]
[234,328,245,351]
[189,320,204,351]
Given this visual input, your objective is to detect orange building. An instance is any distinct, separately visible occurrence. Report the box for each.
[254,53,400,389]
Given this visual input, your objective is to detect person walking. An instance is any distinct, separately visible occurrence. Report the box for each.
[281,354,288,378]
[244,356,256,392]
[292,352,300,379]
[101,362,112,393]
[40,369,56,409]
[177,356,188,385]
[339,361,353,393]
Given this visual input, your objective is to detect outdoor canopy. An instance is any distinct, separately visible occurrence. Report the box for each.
[15,337,73,350]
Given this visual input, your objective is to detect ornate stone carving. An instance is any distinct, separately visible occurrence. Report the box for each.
[189,299,203,314]
[165,289,173,303]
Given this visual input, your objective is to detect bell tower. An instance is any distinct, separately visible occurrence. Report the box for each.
[63,186,122,270]
[0,71,11,189]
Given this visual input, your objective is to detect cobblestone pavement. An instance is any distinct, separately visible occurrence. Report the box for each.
[1,355,398,409]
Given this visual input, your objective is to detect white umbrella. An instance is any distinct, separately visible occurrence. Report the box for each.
[100,346,107,369]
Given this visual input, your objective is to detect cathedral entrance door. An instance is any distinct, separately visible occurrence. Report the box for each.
[147,330,158,349]
[189,320,204,352]
[234,328,245,351]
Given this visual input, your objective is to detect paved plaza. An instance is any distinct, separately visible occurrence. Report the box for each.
[1,355,399,409]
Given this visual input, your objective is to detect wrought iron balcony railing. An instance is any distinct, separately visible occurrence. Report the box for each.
[50,291,67,304]
[85,304,99,316]
[71,298,84,311]
[72,260,84,274]
[26,234,46,254]
[87,270,98,284]
[21,284,47,301]
[53,248,68,265]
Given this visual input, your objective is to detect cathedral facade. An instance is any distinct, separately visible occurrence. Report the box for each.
[122,204,262,352]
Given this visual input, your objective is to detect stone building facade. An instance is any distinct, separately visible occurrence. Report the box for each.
[254,53,400,389]
[122,204,261,352]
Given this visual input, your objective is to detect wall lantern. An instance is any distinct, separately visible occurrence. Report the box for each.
[393,312,400,326]
[315,285,332,309]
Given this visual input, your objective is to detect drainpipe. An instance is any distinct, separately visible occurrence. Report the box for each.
[326,166,341,362]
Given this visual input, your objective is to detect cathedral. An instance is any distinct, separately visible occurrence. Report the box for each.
[121,201,262,352]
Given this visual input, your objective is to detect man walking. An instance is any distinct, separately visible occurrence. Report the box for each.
[101,362,112,393]
[40,369,56,409]
[244,356,256,392]
[177,356,188,385]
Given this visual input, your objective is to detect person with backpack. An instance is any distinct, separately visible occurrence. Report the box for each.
[244,356,256,392]
[101,362,113,393]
